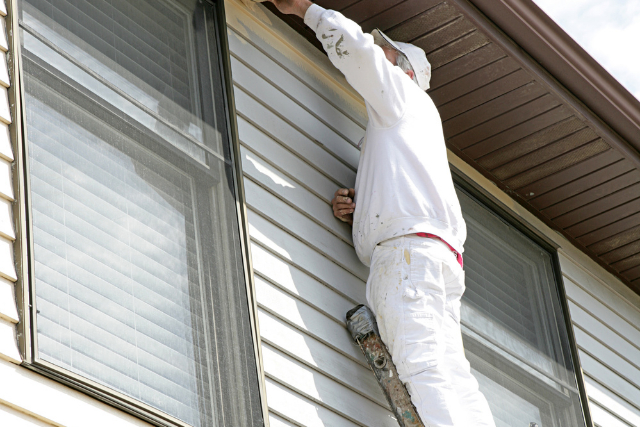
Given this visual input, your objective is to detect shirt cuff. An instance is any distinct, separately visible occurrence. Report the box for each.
[304,4,326,32]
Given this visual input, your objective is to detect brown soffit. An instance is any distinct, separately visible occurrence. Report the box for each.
[465,0,640,160]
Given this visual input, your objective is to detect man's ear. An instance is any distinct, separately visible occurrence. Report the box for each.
[405,69,415,81]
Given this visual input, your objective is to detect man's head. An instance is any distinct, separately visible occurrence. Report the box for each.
[380,46,416,84]
[372,29,431,91]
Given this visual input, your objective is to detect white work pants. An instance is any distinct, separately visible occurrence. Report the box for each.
[366,235,495,427]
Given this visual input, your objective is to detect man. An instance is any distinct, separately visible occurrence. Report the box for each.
[267,0,496,425]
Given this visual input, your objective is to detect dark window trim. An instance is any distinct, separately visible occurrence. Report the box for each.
[6,0,267,425]
[451,164,594,427]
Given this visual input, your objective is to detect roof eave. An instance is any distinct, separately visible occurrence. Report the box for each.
[464,0,640,159]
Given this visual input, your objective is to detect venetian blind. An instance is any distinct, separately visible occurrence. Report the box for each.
[21,0,262,425]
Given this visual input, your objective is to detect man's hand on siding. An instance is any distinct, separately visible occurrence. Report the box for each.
[267,0,313,19]
[332,188,356,226]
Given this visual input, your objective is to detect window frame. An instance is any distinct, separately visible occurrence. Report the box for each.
[6,0,268,425]
[451,166,595,427]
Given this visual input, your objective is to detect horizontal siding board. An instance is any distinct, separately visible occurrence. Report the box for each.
[0,51,9,89]
[248,212,366,303]
[0,403,53,427]
[234,88,358,182]
[0,277,18,323]
[241,147,352,243]
[579,351,640,412]
[589,402,634,427]
[573,326,640,390]
[269,413,299,427]
[237,118,346,202]
[564,287,640,358]
[0,157,13,201]
[0,197,14,240]
[560,252,640,324]
[244,180,367,280]
[0,123,13,162]
[0,318,20,362]
[567,303,640,374]
[265,378,360,427]
[231,57,360,167]
[228,29,364,143]
[251,244,357,321]
[256,277,363,363]
[262,344,395,426]
[0,236,16,282]
[585,375,640,427]
[226,12,367,127]
[258,309,386,406]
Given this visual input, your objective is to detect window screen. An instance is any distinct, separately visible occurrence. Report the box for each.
[20,0,263,426]
[457,187,587,427]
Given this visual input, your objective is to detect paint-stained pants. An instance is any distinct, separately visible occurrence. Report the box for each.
[366,235,495,427]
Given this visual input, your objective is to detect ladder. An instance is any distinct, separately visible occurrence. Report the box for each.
[346,304,425,427]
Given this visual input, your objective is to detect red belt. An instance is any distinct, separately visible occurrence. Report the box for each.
[415,232,463,269]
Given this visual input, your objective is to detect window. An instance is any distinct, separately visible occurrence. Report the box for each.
[18,0,263,425]
[456,183,589,427]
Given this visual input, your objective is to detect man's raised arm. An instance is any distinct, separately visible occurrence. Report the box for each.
[268,0,411,128]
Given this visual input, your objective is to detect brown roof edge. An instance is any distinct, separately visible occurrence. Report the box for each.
[460,0,640,158]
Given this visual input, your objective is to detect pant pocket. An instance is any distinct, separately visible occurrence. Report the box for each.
[399,246,446,376]
[401,310,439,375]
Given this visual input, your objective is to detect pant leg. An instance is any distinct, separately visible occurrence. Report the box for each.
[367,236,465,426]
[442,272,496,427]
[367,236,496,427]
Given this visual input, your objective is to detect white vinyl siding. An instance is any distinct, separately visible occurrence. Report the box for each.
[225,2,397,425]
[0,0,20,368]
[560,252,640,427]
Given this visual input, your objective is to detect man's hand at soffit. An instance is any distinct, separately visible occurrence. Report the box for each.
[267,0,313,19]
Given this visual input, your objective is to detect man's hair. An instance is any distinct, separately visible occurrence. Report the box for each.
[396,54,419,86]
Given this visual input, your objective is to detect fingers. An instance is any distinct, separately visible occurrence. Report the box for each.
[334,196,354,204]
[332,188,355,204]
[332,187,356,224]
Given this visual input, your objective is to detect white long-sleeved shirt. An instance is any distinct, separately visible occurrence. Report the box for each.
[304,5,467,267]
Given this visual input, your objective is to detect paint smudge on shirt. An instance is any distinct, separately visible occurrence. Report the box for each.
[335,35,349,57]
[404,249,411,265]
